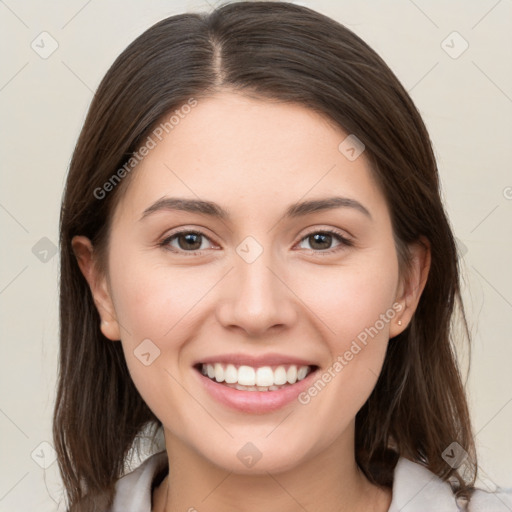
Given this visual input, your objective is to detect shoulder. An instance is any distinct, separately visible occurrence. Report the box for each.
[389,457,512,512]
[106,452,512,511]
[109,451,168,512]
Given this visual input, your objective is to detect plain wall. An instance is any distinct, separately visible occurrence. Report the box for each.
[0,0,511,510]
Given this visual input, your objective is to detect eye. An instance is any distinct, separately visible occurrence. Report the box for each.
[296,229,353,254]
[160,229,216,254]
[159,228,353,256]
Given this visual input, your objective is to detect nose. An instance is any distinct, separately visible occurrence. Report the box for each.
[216,247,298,338]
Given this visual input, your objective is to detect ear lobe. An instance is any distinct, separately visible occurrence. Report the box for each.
[389,237,431,338]
[71,235,121,341]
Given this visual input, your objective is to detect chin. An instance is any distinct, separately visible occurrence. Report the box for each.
[192,433,316,476]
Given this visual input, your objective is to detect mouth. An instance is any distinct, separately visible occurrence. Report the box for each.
[192,353,321,413]
[193,362,319,392]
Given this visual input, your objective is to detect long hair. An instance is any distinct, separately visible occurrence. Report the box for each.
[54,2,477,509]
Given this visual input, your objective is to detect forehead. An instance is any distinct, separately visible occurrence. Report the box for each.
[112,91,387,224]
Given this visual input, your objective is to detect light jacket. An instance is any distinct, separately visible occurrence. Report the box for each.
[109,451,512,511]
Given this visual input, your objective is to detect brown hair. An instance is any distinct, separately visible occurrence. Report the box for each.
[54,2,477,509]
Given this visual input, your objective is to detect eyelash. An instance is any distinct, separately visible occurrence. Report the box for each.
[159,228,354,256]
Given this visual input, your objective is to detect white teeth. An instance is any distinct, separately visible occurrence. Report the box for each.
[286,365,298,384]
[200,362,313,389]
[238,365,256,386]
[274,366,287,385]
[214,363,224,383]
[297,366,308,381]
[224,364,237,384]
[256,366,274,387]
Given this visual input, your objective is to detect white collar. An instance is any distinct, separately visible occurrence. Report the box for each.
[111,451,512,512]
[388,457,458,511]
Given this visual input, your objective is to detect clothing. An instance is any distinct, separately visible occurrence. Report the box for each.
[109,450,512,511]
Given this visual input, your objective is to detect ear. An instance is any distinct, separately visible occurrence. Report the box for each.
[71,235,121,341]
[389,236,431,338]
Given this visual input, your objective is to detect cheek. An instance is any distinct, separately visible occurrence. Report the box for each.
[293,248,399,350]
[106,244,252,425]
[109,252,213,344]
[106,249,213,412]
[290,249,399,417]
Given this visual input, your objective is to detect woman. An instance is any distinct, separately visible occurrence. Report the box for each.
[53,2,511,511]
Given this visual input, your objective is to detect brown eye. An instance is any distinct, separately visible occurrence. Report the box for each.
[161,230,213,254]
[297,230,353,253]
[307,233,334,250]
[177,233,202,251]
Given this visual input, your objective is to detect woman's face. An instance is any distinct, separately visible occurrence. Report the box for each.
[81,91,417,474]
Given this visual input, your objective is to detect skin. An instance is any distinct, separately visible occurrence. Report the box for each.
[73,91,430,512]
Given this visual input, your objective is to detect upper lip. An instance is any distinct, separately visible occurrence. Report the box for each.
[194,353,318,368]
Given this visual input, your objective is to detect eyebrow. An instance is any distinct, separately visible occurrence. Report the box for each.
[139,196,372,222]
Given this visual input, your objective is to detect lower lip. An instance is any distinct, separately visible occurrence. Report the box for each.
[195,367,318,414]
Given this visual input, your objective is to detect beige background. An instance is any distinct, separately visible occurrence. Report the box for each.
[0,0,511,510]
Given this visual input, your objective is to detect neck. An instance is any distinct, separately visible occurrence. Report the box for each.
[153,427,392,512]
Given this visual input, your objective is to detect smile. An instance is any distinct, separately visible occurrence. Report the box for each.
[193,356,320,413]
[198,362,315,391]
